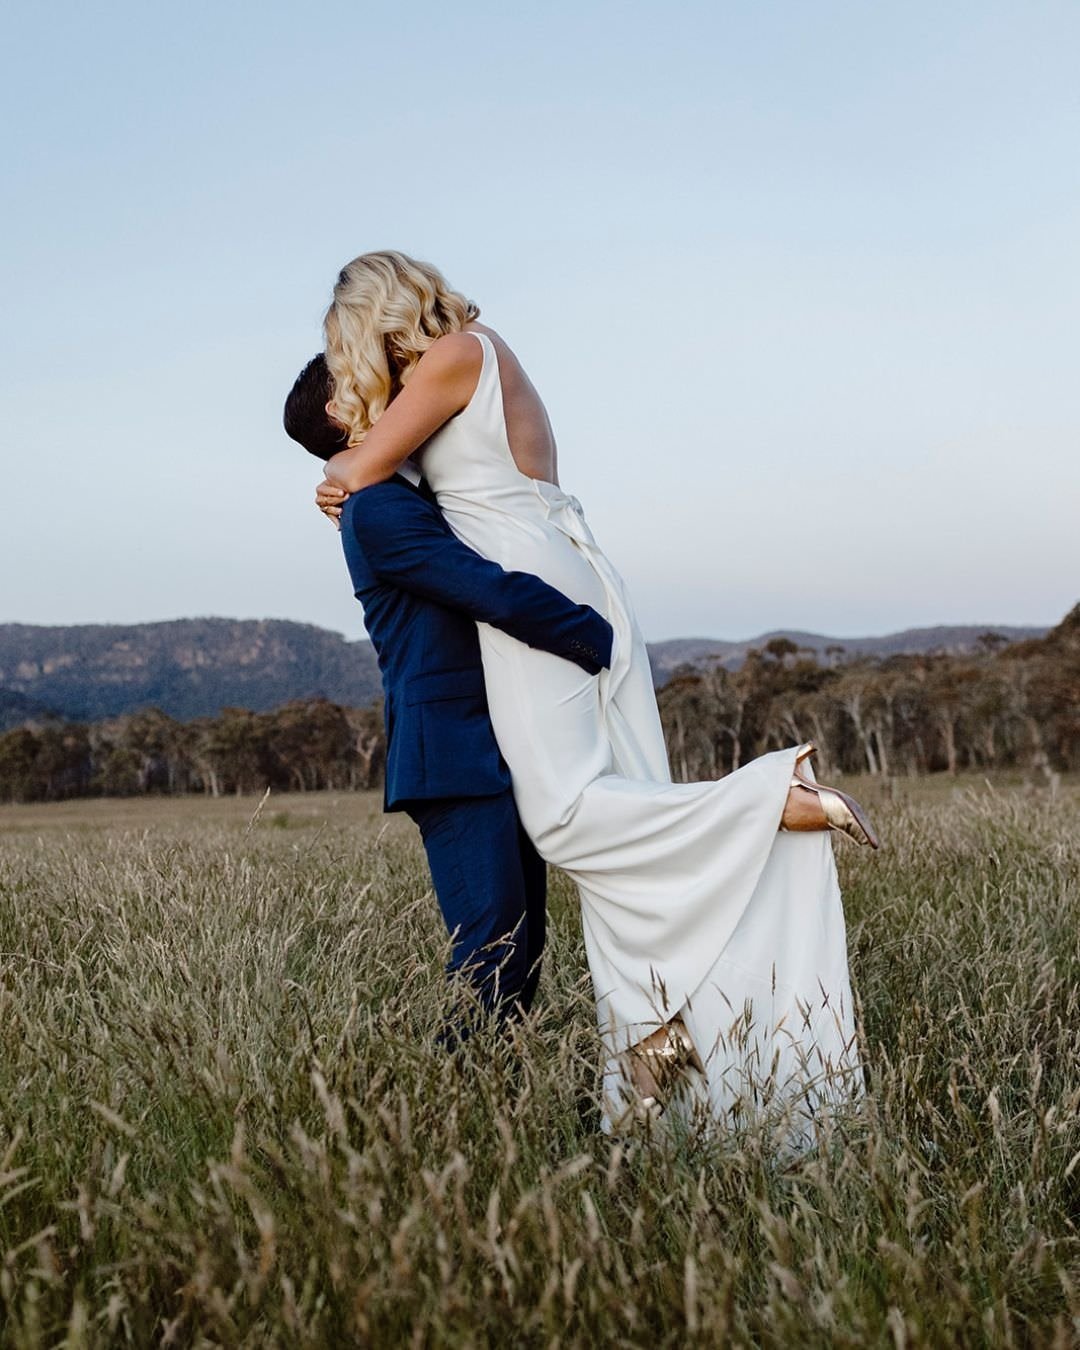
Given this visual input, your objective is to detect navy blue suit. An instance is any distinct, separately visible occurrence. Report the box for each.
[339,474,612,1032]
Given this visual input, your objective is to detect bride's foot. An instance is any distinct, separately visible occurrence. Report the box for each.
[613,1015,705,1129]
[780,743,880,849]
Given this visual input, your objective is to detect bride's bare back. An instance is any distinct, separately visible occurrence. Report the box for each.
[461,322,559,486]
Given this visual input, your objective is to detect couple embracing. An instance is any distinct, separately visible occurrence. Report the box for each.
[284,250,878,1149]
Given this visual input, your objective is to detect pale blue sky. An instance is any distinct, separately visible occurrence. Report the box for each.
[2,0,1077,642]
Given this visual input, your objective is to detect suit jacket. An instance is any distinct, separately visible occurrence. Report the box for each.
[340,474,614,812]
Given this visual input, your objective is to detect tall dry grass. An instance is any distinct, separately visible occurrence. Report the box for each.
[0,780,1078,1346]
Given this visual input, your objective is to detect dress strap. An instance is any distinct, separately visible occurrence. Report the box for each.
[454,328,518,468]
[458,330,493,411]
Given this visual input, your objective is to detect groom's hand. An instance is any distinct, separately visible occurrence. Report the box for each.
[316,479,349,528]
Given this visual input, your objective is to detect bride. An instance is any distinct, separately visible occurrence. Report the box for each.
[313,250,878,1146]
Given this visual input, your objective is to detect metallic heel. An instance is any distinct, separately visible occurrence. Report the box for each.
[783,742,881,849]
[610,1017,705,1132]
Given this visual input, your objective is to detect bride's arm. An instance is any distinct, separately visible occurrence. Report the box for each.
[319,332,482,494]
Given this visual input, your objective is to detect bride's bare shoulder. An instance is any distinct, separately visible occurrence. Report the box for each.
[462,321,510,350]
[411,330,484,392]
[422,329,484,365]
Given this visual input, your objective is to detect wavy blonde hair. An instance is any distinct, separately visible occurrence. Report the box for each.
[323,250,480,444]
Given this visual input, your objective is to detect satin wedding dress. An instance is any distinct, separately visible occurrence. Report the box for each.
[418,330,862,1147]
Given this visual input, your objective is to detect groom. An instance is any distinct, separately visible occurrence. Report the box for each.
[283,355,612,1042]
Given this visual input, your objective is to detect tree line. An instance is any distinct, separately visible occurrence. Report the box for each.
[0,701,384,803]
[0,606,1075,804]
[658,605,1078,783]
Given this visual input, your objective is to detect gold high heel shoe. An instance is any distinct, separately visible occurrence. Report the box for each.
[782,742,881,849]
[611,1017,706,1131]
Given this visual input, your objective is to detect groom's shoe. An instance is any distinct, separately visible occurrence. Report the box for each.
[781,743,880,849]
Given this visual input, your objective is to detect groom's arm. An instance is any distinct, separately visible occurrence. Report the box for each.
[347,485,613,674]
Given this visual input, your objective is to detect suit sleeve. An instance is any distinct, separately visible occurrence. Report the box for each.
[348,485,614,673]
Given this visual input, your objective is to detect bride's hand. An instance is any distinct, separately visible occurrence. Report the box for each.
[316,478,349,528]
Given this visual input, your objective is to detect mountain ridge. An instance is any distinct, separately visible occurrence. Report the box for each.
[0,617,1049,725]
[0,618,383,723]
[645,623,1047,684]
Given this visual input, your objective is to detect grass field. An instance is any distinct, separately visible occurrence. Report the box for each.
[1,775,1079,1346]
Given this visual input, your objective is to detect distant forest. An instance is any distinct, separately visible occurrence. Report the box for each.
[0,606,1076,803]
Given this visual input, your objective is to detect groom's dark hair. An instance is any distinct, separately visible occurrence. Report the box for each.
[283,354,349,461]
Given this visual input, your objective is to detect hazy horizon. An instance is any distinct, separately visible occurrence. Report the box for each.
[3,1,1077,643]
[0,608,1062,648]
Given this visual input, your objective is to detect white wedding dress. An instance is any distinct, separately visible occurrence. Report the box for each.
[418,330,862,1147]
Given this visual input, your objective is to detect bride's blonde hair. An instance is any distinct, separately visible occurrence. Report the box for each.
[323,250,480,443]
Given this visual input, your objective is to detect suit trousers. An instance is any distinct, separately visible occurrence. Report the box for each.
[406,788,547,1040]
